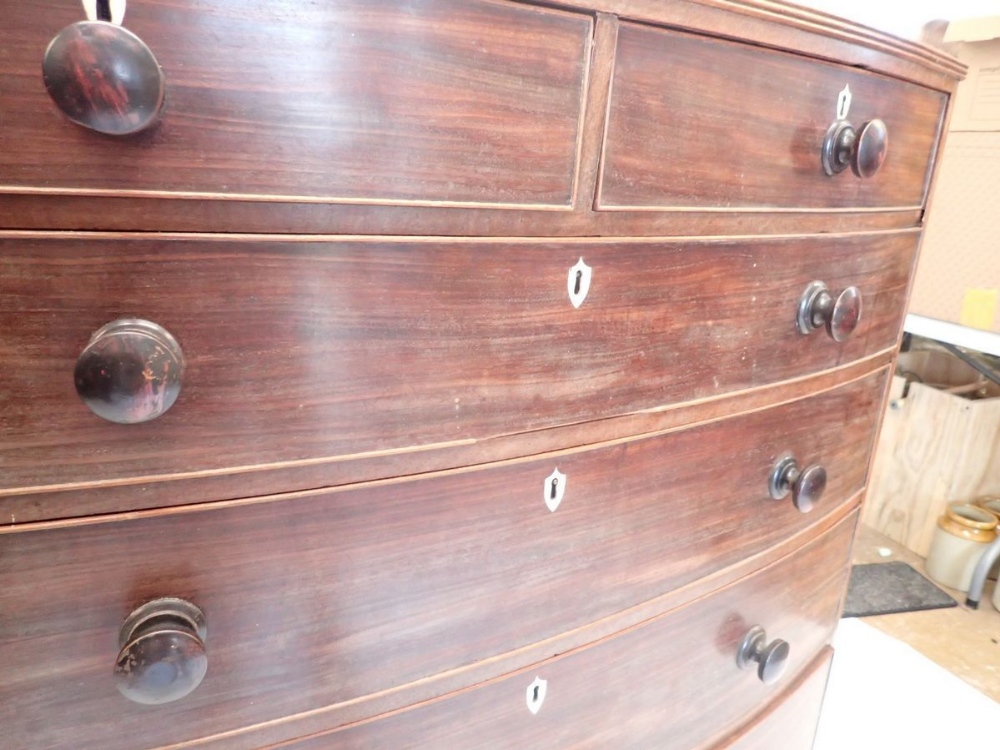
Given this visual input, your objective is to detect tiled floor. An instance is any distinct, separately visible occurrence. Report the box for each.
[851,524,1000,703]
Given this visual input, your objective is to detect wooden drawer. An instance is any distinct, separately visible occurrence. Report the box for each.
[0,376,874,748]
[258,514,855,750]
[0,232,914,502]
[714,648,833,750]
[598,23,947,211]
[0,0,589,207]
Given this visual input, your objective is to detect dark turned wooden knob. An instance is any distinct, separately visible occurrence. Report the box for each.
[737,625,790,685]
[42,21,164,135]
[115,598,207,705]
[769,456,827,513]
[797,281,862,342]
[74,319,184,424]
[821,118,888,178]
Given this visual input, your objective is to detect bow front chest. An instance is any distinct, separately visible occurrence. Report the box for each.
[0,1,963,748]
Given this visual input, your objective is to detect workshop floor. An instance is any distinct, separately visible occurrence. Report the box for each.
[814,524,1000,750]
[851,523,1000,703]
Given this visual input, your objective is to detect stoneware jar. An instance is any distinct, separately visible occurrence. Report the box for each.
[925,503,998,592]
[975,496,1000,523]
[975,496,1000,581]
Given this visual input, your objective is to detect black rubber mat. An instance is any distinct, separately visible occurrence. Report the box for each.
[842,562,958,618]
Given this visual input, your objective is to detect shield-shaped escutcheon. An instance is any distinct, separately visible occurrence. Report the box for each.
[567,257,592,308]
[526,676,547,715]
[544,468,566,512]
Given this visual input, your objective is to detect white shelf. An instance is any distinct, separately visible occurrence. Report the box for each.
[904,314,1000,357]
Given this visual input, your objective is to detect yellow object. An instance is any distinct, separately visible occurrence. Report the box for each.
[960,288,998,331]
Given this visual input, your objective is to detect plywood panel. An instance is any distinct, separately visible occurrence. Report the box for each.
[864,377,1000,556]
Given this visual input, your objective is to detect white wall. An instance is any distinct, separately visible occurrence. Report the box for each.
[795,0,999,40]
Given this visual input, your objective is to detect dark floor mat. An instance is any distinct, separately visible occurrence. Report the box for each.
[842,562,958,618]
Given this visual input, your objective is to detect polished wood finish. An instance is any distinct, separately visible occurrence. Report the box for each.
[714,648,833,750]
[0,356,893,524]
[551,0,965,89]
[0,2,964,748]
[0,0,963,236]
[0,192,929,236]
[0,377,873,747]
[599,23,946,210]
[42,21,165,135]
[262,514,855,750]
[2,0,590,207]
[0,232,915,504]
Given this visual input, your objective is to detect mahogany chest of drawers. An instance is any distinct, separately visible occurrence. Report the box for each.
[0,1,964,748]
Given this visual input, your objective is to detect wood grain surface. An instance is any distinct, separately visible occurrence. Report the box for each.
[0,0,590,206]
[0,232,916,505]
[713,647,833,750]
[599,23,947,210]
[0,191,928,236]
[0,356,893,524]
[0,377,872,748]
[262,515,856,750]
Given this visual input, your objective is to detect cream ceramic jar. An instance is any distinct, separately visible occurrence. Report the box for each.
[925,503,998,592]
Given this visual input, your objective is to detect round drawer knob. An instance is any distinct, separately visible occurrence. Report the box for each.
[797,281,862,342]
[769,456,827,513]
[74,319,184,424]
[737,625,790,685]
[821,118,888,178]
[42,12,165,136]
[115,598,207,705]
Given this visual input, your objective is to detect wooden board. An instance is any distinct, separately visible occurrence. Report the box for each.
[863,357,1000,556]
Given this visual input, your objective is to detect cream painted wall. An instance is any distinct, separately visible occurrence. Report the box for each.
[795,0,998,40]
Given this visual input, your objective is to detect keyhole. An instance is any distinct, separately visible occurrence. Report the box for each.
[574,269,583,295]
[550,478,558,500]
[532,685,540,702]
[96,0,112,20]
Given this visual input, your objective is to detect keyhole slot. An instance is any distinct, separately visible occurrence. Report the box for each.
[550,478,558,500]
[574,270,583,295]
[532,685,540,702]
[82,0,125,24]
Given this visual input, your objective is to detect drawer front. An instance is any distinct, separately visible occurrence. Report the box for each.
[714,648,833,750]
[271,514,856,750]
[0,0,590,207]
[0,377,875,748]
[599,23,946,210]
[0,233,914,496]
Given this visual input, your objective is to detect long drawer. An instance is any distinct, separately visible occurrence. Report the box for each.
[599,23,946,211]
[0,0,590,207]
[0,376,878,749]
[0,232,914,499]
[255,514,856,750]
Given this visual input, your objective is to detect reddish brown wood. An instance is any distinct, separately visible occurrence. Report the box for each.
[42,21,165,135]
[264,515,855,750]
[0,232,916,503]
[0,378,871,748]
[0,357,893,524]
[2,0,591,206]
[0,192,927,235]
[599,23,947,210]
[557,0,964,90]
[713,648,834,750]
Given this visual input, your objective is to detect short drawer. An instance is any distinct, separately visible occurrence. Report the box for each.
[599,23,946,211]
[0,0,590,207]
[266,514,855,750]
[0,374,875,748]
[0,232,913,500]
